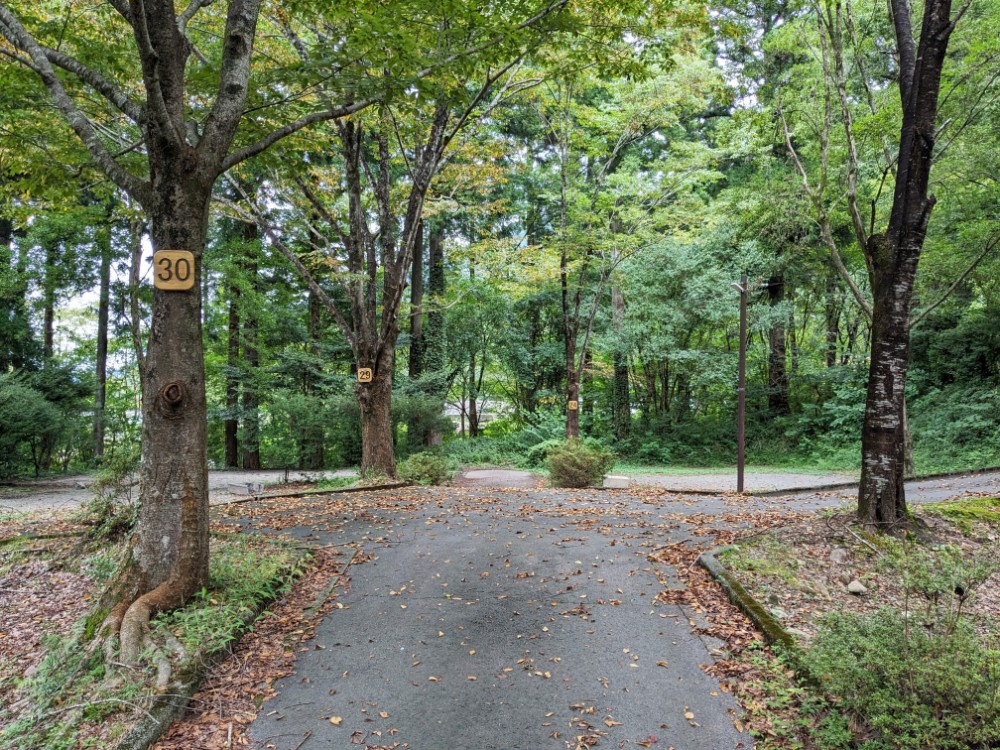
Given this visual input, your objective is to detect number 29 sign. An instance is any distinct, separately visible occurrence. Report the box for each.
[153,250,196,291]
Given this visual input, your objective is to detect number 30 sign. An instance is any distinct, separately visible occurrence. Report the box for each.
[153,250,196,291]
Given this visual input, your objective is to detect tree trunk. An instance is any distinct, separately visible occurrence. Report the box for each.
[468,350,480,438]
[93,231,112,462]
[408,222,425,379]
[611,286,630,442]
[109,183,212,663]
[767,275,790,415]
[224,274,240,468]
[240,235,261,470]
[858,237,913,529]
[565,351,580,439]
[857,0,955,530]
[357,345,397,476]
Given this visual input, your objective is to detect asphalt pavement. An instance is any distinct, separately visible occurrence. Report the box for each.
[242,488,752,750]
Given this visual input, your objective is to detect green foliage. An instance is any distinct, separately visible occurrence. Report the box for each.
[546,439,616,488]
[83,448,140,541]
[0,536,304,750]
[803,609,1000,750]
[802,541,1000,750]
[397,451,456,485]
[152,537,303,655]
[0,371,62,477]
[909,385,1000,473]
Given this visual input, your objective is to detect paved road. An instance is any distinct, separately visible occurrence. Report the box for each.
[237,472,1000,750]
[0,469,354,515]
[240,488,751,750]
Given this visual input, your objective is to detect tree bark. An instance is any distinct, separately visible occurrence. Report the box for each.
[93,229,112,462]
[857,0,956,530]
[224,271,240,468]
[767,275,790,415]
[611,285,630,442]
[409,222,425,379]
[357,344,397,476]
[113,181,213,662]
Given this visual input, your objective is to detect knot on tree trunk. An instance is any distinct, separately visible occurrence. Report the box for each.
[157,380,188,419]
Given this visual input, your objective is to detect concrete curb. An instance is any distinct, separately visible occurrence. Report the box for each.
[696,545,797,652]
[633,465,1000,498]
[216,481,412,506]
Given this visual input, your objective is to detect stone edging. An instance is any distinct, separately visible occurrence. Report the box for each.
[216,481,412,506]
[696,545,797,652]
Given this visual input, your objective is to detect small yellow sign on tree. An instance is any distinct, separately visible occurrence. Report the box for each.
[153,250,196,291]
[567,400,578,410]
[357,368,373,383]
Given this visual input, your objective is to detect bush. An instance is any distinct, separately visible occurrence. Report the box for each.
[398,451,455,485]
[546,440,616,488]
[524,438,565,468]
[802,608,1000,750]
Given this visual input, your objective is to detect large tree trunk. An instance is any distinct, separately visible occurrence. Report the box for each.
[107,182,212,663]
[767,275,790,415]
[93,230,112,462]
[858,0,954,529]
[357,344,397,476]
[858,236,914,528]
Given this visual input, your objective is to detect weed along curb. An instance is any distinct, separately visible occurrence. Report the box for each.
[112,545,313,750]
[697,546,797,652]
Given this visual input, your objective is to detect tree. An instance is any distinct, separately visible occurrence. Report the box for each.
[0,0,374,660]
[768,0,986,528]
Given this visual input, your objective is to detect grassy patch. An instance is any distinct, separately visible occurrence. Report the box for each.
[921,496,1000,529]
[721,537,802,587]
[0,536,306,750]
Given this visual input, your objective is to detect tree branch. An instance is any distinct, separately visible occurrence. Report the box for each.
[39,44,146,123]
[105,0,132,21]
[129,0,185,147]
[220,98,378,171]
[219,184,359,349]
[909,232,1000,330]
[199,0,263,159]
[0,5,151,201]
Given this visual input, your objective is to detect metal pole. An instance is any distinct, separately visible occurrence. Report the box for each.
[737,274,747,494]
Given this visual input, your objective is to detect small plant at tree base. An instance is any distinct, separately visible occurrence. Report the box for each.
[398,451,455,485]
[83,449,140,541]
[546,440,616,488]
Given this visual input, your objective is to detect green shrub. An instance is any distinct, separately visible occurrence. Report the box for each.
[546,440,616,488]
[802,608,1000,750]
[398,451,455,485]
[524,438,565,468]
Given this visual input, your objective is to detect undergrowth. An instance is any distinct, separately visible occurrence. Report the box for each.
[0,536,305,750]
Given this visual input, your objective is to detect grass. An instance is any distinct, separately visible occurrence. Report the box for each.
[0,534,307,750]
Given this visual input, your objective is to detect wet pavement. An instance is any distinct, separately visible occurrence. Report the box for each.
[241,487,752,750]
